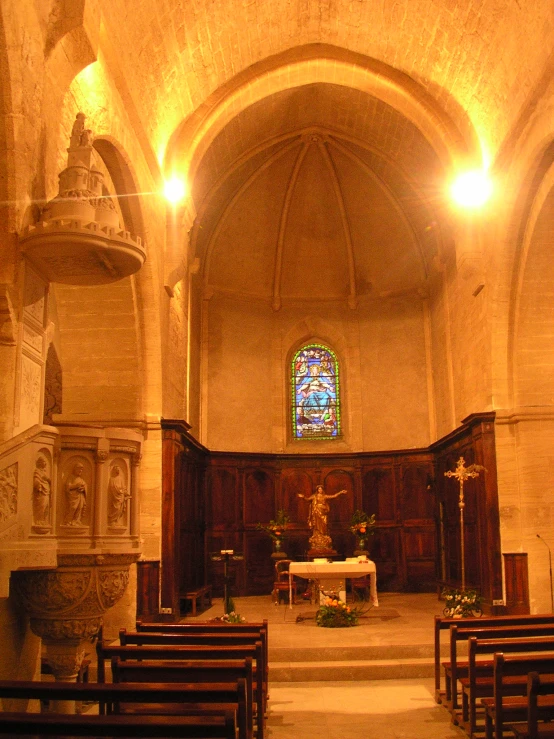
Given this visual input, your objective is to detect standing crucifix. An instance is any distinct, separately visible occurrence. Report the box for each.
[444,456,485,591]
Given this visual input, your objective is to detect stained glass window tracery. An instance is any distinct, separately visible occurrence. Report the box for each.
[291,343,341,440]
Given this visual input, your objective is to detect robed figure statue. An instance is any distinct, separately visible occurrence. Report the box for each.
[298,485,347,551]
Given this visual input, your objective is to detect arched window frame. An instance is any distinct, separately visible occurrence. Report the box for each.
[290,342,342,440]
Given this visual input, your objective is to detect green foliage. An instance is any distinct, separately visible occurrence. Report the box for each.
[257,510,289,542]
[442,587,482,617]
[316,596,362,628]
[349,509,376,535]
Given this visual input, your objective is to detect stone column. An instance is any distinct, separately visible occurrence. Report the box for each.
[11,553,137,712]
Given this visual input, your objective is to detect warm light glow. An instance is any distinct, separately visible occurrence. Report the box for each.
[163,176,187,204]
[450,169,493,208]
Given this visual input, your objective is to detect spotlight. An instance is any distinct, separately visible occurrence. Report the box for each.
[163,176,186,204]
[450,169,492,208]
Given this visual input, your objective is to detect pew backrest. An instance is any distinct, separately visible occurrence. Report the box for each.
[433,613,554,699]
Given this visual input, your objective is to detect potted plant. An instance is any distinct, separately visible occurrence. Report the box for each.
[316,594,364,628]
[442,587,483,618]
[257,510,289,558]
[349,509,376,553]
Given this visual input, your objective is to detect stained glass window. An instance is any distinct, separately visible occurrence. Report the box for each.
[291,343,341,439]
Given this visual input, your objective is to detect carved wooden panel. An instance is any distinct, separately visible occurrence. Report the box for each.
[244,468,274,525]
[208,466,238,527]
[281,469,312,522]
[362,466,395,522]
[403,526,436,590]
[400,464,434,521]
[136,560,160,619]
[503,553,530,614]
[371,528,401,590]
[322,468,356,524]
[244,532,274,595]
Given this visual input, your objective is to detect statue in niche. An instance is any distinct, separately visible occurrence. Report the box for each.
[64,462,87,526]
[79,128,93,147]
[298,485,348,551]
[107,464,130,527]
[32,456,51,526]
[69,112,86,149]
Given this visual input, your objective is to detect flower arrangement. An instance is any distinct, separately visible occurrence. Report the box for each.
[257,510,289,542]
[316,595,361,628]
[349,509,376,536]
[442,587,482,618]
[213,611,246,624]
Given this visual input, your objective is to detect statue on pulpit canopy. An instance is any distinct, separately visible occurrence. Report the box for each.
[298,485,348,551]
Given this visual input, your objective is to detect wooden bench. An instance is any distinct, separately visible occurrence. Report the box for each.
[121,627,269,709]
[97,641,263,739]
[180,585,213,616]
[460,635,554,736]
[0,679,239,738]
[135,621,269,687]
[444,622,554,711]
[113,657,256,738]
[509,672,554,739]
[434,613,554,704]
[481,653,554,739]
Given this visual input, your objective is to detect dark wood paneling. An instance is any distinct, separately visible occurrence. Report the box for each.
[503,553,530,614]
[281,469,312,522]
[400,464,435,521]
[244,469,274,525]
[432,412,502,609]
[209,466,239,527]
[362,466,395,522]
[136,560,160,619]
[322,468,356,523]
[245,533,275,595]
[159,413,501,610]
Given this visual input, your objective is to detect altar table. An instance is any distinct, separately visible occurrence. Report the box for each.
[288,560,378,607]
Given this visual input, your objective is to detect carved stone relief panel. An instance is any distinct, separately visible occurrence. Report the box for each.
[32,450,52,533]
[107,458,130,531]
[18,354,42,430]
[0,462,17,533]
[23,267,47,327]
[43,344,62,424]
[59,455,92,531]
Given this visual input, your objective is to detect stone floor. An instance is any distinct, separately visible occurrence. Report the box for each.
[186,592,468,738]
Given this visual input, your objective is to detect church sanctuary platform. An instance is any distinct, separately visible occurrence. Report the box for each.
[184,592,467,739]
[185,591,443,682]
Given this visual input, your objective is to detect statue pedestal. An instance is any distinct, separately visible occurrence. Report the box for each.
[308,548,336,560]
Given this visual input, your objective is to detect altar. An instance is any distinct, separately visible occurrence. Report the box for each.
[288,560,379,607]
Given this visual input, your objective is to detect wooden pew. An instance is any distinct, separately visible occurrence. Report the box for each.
[112,656,259,738]
[460,635,554,737]
[509,672,554,739]
[445,623,554,712]
[0,680,239,738]
[481,653,554,739]
[97,641,261,739]
[134,621,269,688]
[120,628,268,718]
[434,614,554,703]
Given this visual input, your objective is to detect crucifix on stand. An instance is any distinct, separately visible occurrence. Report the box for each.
[444,456,485,591]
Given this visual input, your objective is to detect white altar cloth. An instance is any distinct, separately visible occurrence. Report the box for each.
[288,560,378,607]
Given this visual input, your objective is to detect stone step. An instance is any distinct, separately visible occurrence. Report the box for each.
[269,644,437,662]
[269,657,435,682]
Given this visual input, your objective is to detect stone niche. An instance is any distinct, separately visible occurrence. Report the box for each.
[1,423,142,683]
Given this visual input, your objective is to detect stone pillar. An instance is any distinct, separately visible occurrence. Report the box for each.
[11,553,137,711]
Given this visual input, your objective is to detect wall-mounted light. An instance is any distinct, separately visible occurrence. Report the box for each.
[450,169,493,208]
[163,176,187,204]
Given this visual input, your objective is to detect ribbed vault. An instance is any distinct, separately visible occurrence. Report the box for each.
[191,83,446,307]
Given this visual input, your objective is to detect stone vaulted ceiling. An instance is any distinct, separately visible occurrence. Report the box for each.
[97,1,554,304]
[192,83,445,304]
